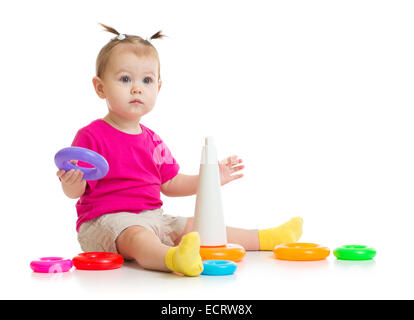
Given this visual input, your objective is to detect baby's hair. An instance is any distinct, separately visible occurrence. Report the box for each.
[96,23,167,81]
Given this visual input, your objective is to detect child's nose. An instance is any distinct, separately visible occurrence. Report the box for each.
[131,85,143,95]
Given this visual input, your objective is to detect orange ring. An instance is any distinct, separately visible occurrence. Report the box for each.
[200,243,246,262]
[273,243,330,261]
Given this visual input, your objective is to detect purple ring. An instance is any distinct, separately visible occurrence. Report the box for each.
[54,147,109,181]
[30,257,73,273]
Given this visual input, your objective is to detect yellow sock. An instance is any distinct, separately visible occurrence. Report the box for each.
[165,232,204,277]
[258,217,303,250]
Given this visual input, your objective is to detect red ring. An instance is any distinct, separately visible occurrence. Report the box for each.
[72,252,124,270]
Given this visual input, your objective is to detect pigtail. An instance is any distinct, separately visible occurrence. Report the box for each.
[99,23,121,36]
[150,30,167,40]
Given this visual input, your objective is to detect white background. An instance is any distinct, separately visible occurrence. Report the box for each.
[0,0,413,300]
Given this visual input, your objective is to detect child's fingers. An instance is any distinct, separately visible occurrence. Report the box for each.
[228,155,242,166]
[221,156,235,166]
[231,165,245,173]
[74,170,84,183]
[66,170,82,184]
[60,169,77,184]
[226,156,235,165]
[56,170,66,178]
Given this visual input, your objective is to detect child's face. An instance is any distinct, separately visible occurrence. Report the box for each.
[94,44,161,121]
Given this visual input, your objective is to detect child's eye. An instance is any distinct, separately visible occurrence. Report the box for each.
[120,76,131,83]
[143,77,153,84]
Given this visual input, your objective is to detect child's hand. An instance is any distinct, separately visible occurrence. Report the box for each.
[56,160,84,185]
[218,155,244,186]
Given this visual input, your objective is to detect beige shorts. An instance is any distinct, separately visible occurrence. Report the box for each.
[77,209,188,258]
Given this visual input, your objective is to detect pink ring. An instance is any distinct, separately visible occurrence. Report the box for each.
[30,257,73,273]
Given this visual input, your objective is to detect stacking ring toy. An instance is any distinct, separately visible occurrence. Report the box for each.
[54,147,109,181]
[200,244,246,262]
[201,260,237,276]
[72,252,124,270]
[333,245,376,260]
[273,243,330,261]
[30,257,73,273]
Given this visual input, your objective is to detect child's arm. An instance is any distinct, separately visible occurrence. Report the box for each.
[57,168,86,199]
[161,174,199,197]
[161,155,245,197]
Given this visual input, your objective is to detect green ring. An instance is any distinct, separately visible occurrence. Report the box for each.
[333,245,376,260]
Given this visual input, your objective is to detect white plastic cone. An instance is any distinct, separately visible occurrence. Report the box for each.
[193,136,227,246]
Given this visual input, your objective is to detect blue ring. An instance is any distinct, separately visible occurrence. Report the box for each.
[54,147,109,181]
[201,260,237,276]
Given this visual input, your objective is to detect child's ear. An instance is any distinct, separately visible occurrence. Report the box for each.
[158,80,162,92]
[92,76,106,99]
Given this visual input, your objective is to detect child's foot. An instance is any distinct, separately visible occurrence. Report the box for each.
[165,232,203,277]
[258,217,303,250]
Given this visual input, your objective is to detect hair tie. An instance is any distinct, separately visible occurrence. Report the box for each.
[117,34,126,41]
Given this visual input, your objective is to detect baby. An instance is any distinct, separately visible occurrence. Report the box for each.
[56,24,303,277]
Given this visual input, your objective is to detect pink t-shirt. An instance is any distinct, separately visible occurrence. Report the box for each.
[71,119,180,231]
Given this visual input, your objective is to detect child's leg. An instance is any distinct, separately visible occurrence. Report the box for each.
[224,226,261,250]
[179,216,303,251]
[116,225,170,271]
[116,225,203,276]
[179,219,259,250]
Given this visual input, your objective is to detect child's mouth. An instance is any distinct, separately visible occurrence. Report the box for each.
[130,99,143,104]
